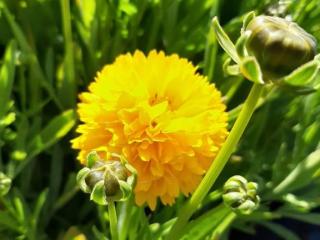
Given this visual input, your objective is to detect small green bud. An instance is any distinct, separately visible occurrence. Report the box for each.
[245,16,317,80]
[77,151,137,205]
[0,172,11,196]
[223,175,260,215]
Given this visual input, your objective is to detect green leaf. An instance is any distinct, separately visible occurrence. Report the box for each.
[273,149,320,195]
[119,1,137,16]
[12,189,31,225]
[0,211,20,232]
[92,225,109,240]
[283,58,320,90]
[151,218,176,240]
[30,189,49,238]
[0,40,17,119]
[240,56,264,84]
[1,2,63,109]
[76,0,96,28]
[259,221,300,240]
[241,11,256,33]
[282,194,314,212]
[53,173,79,212]
[181,204,231,240]
[27,109,76,158]
[212,17,240,64]
[282,212,320,225]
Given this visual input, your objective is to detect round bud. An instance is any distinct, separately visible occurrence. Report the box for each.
[245,16,317,79]
[223,175,260,215]
[77,152,136,205]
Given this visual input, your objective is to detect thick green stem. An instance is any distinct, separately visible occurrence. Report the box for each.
[166,83,263,240]
[108,201,119,240]
[118,198,134,240]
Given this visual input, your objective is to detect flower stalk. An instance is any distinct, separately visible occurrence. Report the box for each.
[108,201,119,240]
[166,83,263,240]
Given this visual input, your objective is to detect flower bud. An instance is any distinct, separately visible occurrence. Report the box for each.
[0,172,11,196]
[77,151,136,205]
[245,16,317,80]
[223,175,260,215]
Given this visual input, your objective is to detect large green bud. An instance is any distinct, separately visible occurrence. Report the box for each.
[213,12,320,92]
[245,16,317,80]
[223,175,260,215]
[77,151,136,205]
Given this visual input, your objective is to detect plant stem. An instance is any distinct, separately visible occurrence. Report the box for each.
[118,198,134,240]
[166,83,264,240]
[108,201,119,240]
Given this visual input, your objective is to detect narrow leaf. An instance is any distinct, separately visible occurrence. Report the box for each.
[0,211,20,232]
[181,204,230,240]
[283,212,320,226]
[212,17,240,64]
[273,149,320,195]
[27,109,76,157]
[259,221,300,240]
[0,41,17,119]
[241,11,256,33]
[283,59,320,90]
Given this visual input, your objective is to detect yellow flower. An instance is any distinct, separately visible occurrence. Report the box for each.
[72,50,228,210]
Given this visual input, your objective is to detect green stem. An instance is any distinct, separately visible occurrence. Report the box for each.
[108,201,119,240]
[166,83,264,240]
[118,198,134,240]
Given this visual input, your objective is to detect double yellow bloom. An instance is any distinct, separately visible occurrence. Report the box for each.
[72,50,228,209]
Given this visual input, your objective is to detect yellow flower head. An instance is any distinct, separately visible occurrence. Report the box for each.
[72,50,228,210]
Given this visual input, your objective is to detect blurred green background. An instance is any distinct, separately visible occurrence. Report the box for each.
[0,0,320,239]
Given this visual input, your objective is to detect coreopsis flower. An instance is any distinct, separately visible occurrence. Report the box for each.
[72,50,228,210]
